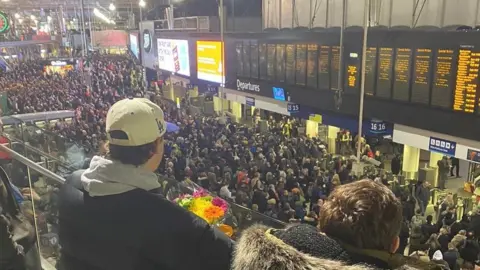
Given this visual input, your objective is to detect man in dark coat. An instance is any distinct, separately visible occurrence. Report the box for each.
[58,98,232,270]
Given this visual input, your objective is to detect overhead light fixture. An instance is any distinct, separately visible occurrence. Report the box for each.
[14,13,20,19]
[93,8,114,24]
[139,0,146,7]
[47,16,52,22]
[109,3,115,11]
[30,15,36,20]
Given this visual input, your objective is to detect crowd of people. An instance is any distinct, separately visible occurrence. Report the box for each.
[1,53,480,270]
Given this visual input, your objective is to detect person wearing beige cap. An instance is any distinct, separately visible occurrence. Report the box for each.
[58,98,232,270]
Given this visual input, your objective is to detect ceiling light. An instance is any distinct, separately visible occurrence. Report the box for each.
[109,3,115,11]
[14,13,20,19]
[139,0,146,7]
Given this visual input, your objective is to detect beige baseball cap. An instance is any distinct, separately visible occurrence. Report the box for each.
[106,98,167,146]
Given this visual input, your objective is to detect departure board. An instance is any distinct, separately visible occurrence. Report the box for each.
[393,48,412,101]
[286,44,295,83]
[331,46,341,90]
[242,41,250,77]
[411,48,433,104]
[276,44,286,82]
[345,51,360,93]
[307,44,318,88]
[364,47,377,96]
[267,44,276,80]
[259,44,267,80]
[432,49,455,108]
[318,45,331,89]
[250,42,258,78]
[376,47,394,98]
[235,42,243,76]
[453,45,479,114]
[296,44,307,86]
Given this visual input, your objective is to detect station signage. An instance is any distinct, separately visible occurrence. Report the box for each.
[287,103,300,113]
[237,79,260,92]
[429,137,456,156]
[245,96,255,106]
[143,29,152,53]
[0,12,10,34]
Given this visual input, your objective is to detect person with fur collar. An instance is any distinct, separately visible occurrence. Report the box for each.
[233,180,443,270]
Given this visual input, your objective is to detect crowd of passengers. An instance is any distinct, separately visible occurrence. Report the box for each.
[2,55,480,270]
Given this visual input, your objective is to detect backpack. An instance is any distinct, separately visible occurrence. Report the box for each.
[0,166,37,270]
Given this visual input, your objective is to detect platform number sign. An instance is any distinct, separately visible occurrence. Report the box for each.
[429,137,456,156]
[0,12,10,34]
[287,103,300,113]
[369,119,387,134]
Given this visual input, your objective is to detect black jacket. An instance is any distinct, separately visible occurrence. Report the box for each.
[58,170,233,270]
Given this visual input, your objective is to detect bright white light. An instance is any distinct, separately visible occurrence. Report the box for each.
[14,13,20,19]
[30,15,36,20]
[109,3,116,11]
[18,18,23,23]
[93,8,114,24]
[34,19,38,24]
[47,16,52,22]
[139,0,146,7]
[0,0,10,2]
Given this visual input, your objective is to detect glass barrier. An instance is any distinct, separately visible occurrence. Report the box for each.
[0,141,286,269]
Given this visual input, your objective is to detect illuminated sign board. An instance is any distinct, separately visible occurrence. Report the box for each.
[196,41,224,84]
[142,29,152,53]
[0,12,10,34]
[129,34,139,60]
[157,39,190,76]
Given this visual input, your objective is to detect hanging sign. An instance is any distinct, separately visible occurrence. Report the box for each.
[0,12,10,34]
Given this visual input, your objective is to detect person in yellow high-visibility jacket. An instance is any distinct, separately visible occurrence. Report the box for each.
[282,120,291,137]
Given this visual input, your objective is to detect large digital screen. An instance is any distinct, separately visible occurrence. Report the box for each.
[318,45,331,90]
[376,47,394,98]
[364,47,377,96]
[453,45,479,114]
[411,48,433,104]
[345,51,360,93]
[432,49,455,108]
[197,41,224,84]
[129,34,139,60]
[392,48,412,101]
[157,39,190,76]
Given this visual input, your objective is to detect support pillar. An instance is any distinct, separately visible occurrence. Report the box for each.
[429,152,444,188]
[305,120,319,138]
[189,86,199,98]
[403,145,420,180]
[328,126,340,155]
[231,101,242,121]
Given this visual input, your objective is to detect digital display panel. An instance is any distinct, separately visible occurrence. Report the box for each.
[273,87,286,101]
[259,43,267,79]
[158,39,190,76]
[432,49,455,108]
[392,48,412,101]
[250,42,259,78]
[307,44,318,88]
[129,34,139,60]
[296,44,307,86]
[235,42,243,76]
[267,44,276,80]
[196,41,223,83]
[331,46,341,90]
[411,48,433,104]
[376,47,394,98]
[364,47,377,96]
[242,41,251,77]
[453,45,479,114]
[276,44,286,82]
[318,46,331,89]
[286,44,295,83]
[345,51,360,93]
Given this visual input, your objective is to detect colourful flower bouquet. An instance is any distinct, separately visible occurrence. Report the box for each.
[173,189,229,225]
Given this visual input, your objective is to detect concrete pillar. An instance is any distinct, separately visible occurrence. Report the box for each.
[328,126,340,154]
[403,145,420,180]
[429,152,444,187]
[306,120,319,138]
[213,96,221,112]
[189,86,199,98]
[231,101,242,120]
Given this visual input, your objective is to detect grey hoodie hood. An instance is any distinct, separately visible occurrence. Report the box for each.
[81,155,161,197]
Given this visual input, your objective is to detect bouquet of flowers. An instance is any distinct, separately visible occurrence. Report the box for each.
[173,189,229,225]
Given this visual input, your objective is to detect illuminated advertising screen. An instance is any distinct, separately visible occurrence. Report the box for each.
[129,34,139,60]
[157,39,190,76]
[197,41,224,84]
